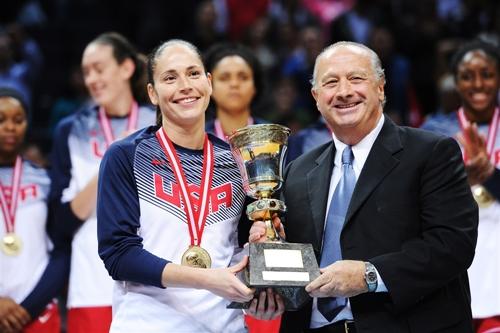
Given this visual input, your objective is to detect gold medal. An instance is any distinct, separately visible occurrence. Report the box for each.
[1,232,22,256]
[181,246,212,268]
[473,186,495,208]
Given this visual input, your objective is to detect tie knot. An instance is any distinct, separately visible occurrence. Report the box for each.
[341,146,354,166]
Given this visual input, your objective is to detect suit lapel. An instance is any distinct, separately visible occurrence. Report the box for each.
[345,118,403,224]
[306,142,335,251]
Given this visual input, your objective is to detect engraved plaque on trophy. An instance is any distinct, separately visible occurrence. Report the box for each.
[227,124,320,310]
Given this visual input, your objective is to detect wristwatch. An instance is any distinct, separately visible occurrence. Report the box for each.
[364,262,378,292]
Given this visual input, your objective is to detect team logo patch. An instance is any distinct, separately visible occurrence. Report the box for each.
[153,173,232,214]
[0,184,38,202]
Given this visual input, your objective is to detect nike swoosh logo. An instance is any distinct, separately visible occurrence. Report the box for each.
[38,311,52,323]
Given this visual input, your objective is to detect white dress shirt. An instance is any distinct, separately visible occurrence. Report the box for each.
[310,114,388,329]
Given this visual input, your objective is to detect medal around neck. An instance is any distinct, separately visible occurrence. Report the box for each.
[227,124,320,310]
[155,129,214,271]
[181,245,212,268]
[473,185,494,208]
[0,156,23,256]
[2,233,22,256]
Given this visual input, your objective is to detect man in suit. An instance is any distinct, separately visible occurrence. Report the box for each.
[250,41,477,332]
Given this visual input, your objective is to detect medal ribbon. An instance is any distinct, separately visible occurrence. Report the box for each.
[457,107,500,164]
[156,128,214,246]
[0,156,23,234]
[98,101,139,148]
[214,117,254,141]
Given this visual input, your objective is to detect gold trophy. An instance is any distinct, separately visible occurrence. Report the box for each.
[228,124,319,310]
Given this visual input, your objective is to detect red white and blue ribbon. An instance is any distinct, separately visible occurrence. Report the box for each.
[156,128,214,246]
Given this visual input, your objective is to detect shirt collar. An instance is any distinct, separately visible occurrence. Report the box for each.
[332,114,385,169]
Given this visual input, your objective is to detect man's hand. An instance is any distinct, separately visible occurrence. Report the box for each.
[306,260,367,298]
[246,288,285,321]
[248,214,285,243]
[0,297,31,333]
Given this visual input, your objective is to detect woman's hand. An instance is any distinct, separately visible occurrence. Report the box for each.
[246,288,285,321]
[0,297,31,333]
[161,256,254,303]
[203,256,255,303]
[457,123,495,185]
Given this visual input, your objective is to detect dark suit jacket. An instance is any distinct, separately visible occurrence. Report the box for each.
[280,118,478,333]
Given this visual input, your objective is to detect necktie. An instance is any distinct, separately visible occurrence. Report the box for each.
[317,146,356,321]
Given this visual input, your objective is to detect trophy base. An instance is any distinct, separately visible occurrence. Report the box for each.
[227,242,320,311]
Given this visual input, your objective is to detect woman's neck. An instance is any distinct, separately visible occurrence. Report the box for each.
[162,120,206,150]
[0,153,18,166]
[102,90,134,117]
[216,108,252,135]
[463,105,497,123]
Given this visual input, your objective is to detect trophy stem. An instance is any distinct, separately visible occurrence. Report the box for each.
[264,219,280,241]
[247,199,285,242]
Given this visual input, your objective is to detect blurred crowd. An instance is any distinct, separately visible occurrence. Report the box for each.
[2,0,500,166]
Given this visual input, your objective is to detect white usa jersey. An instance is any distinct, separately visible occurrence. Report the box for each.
[97,127,248,333]
[0,160,51,303]
[50,105,156,308]
[421,111,500,318]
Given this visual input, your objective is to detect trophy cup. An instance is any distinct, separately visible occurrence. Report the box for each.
[228,124,320,310]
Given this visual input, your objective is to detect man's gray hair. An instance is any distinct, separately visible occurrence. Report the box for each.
[310,41,385,88]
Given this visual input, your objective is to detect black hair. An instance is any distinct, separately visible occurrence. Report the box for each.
[147,39,204,126]
[203,42,264,109]
[0,87,29,120]
[90,32,148,104]
[450,39,500,78]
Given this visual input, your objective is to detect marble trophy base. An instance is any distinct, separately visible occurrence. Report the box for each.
[228,242,320,311]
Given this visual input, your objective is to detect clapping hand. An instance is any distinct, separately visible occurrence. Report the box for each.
[457,123,495,185]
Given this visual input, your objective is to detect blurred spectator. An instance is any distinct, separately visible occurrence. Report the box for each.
[419,73,461,133]
[16,0,47,28]
[286,116,330,164]
[302,0,354,28]
[269,77,312,132]
[437,73,461,114]
[268,0,316,28]
[226,0,270,40]
[0,24,43,108]
[369,26,411,125]
[328,0,384,44]
[245,17,278,75]
[48,65,90,132]
[282,25,325,120]
[3,0,500,179]
[392,0,443,117]
[187,0,227,52]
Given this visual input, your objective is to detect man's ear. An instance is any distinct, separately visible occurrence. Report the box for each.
[377,81,385,104]
[311,87,318,102]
